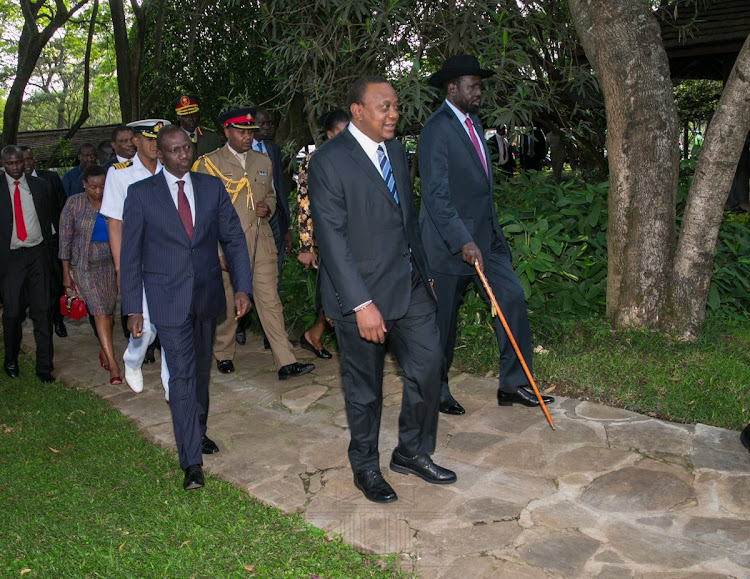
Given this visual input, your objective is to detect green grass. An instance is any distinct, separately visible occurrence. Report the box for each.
[453,312,750,431]
[0,360,405,579]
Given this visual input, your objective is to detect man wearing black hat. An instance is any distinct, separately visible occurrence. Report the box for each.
[419,55,554,415]
[173,95,222,162]
[193,108,314,381]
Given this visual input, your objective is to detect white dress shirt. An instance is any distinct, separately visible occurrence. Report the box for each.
[162,169,196,226]
[101,153,163,221]
[6,173,43,249]
[347,122,392,173]
[444,99,488,166]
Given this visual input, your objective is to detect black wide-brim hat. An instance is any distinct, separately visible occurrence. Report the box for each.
[428,54,495,88]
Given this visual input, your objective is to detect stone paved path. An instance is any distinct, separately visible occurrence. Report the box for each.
[51,319,750,578]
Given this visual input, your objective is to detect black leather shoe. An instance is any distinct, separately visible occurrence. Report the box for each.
[37,373,55,383]
[202,435,219,454]
[54,322,67,338]
[439,396,465,415]
[277,362,315,380]
[741,424,750,453]
[183,464,204,490]
[390,449,457,484]
[143,345,156,364]
[3,361,19,378]
[497,387,555,407]
[299,333,333,360]
[235,328,246,346]
[217,360,235,374]
[353,470,397,503]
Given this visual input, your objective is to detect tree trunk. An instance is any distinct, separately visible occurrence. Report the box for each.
[48,0,99,167]
[1,0,88,146]
[667,35,750,340]
[568,0,679,329]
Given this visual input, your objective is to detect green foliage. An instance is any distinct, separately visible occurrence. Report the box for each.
[496,172,608,318]
[707,216,750,317]
[140,0,274,128]
[529,315,750,430]
[0,358,404,578]
[673,79,722,125]
[4,1,121,132]
[676,158,750,318]
[258,0,604,162]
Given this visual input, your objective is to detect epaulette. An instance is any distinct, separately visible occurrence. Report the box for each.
[113,161,133,170]
[190,155,206,172]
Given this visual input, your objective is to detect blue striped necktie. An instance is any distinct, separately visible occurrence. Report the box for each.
[376,145,399,205]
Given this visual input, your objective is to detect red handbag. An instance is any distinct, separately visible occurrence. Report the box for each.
[60,284,87,320]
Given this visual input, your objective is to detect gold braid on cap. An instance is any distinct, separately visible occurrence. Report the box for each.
[192,156,254,209]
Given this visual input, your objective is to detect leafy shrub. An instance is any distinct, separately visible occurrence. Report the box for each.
[495,171,608,318]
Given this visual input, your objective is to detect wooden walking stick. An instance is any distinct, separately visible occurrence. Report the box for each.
[474,261,555,430]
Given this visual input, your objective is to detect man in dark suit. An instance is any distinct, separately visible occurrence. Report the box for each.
[101,125,136,171]
[419,55,554,415]
[120,126,252,490]
[61,143,97,198]
[20,145,68,338]
[0,145,57,382]
[308,76,456,503]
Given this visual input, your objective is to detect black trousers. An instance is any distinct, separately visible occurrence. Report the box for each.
[48,236,64,328]
[2,244,53,373]
[433,233,532,399]
[333,271,442,473]
[155,312,215,470]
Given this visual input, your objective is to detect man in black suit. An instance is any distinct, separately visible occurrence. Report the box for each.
[419,55,554,415]
[0,145,57,382]
[101,125,136,171]
[120,126,252,490]
[20,146,68,338]
[308,76,456,503]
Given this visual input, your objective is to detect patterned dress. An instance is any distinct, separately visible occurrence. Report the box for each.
[297,153,317,255]
[58,193,117,316]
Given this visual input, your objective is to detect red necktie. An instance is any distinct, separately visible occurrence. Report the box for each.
[465,118,488,177]
[13,181,27,242]
[177,180,193,240]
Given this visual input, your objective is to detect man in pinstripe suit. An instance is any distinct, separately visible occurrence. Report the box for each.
[120,126,252,490]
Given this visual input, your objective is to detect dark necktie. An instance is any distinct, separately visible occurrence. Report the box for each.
[176,180,193,240]
[255,141,264,154]
[465,117,488,177]
[13,181,27,242]
[376,145,399,205]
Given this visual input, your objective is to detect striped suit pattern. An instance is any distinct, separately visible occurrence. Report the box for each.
[120,170,252,469]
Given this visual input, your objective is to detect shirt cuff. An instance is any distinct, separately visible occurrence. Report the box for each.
[353,300,372,312]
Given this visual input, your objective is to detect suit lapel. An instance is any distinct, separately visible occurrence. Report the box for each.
[153,172,193,245]
[0,178,12,233]
[385,139,410,223]
[343,131,402,211]
[442,103,490,183]
[191,173,208,242]
[471,113,493,184]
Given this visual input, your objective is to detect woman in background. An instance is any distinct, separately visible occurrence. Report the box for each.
[296,109,350,359]
[59,165,120,384]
